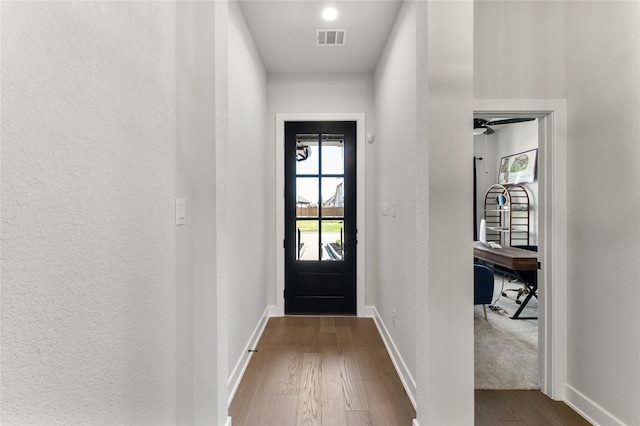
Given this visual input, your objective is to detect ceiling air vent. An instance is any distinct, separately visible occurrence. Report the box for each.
[316,29,347,46]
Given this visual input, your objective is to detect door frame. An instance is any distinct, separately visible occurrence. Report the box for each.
[275,113,367,317]
[474,99,568,401]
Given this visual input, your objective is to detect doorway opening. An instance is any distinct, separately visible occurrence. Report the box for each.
[473,100,569,401]
[473,115,540,390]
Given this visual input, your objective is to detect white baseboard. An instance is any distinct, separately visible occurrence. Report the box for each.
[360,305,375,318]
[266,304,279,317]
[224,416,232,426]
[371,307,417,409]
[227,307,271,405]
[412,419,419,426]
[564,384,625,426]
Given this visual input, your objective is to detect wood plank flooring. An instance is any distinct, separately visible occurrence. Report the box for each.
[230,316,590,426]
[475,390,591,426]
[229,316,416,426]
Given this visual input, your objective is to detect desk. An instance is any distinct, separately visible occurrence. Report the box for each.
[473,241,538,319]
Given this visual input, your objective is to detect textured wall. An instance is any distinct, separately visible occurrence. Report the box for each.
[373,0,418,389]
[415,1,474,424]
[566,2,640,424]
[1,2,177,423]
[494,121,539,245]
[474,0,565,99]
[227,0,269,388]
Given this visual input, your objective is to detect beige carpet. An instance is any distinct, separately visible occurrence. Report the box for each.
[474,275,539,390]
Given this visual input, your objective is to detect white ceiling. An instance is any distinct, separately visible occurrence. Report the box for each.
[237,1,403,73]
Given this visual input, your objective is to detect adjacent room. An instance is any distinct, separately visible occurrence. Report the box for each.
[473,117,540,391]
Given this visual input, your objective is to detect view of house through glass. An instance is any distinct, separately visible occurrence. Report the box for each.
[295,133,345,261]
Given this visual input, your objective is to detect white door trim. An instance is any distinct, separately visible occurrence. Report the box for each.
[474,99,568,401]
[274,113,368,317]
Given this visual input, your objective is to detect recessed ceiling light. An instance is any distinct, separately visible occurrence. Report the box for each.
[322,7,339,21]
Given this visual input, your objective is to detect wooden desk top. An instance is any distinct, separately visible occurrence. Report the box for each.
[473,241,538,271]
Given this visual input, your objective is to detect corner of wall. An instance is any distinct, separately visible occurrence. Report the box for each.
[564,385,626,426]
[371,308,417,409]
[227,307,271,406]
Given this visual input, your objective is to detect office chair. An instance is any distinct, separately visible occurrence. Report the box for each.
[474,263,495,321]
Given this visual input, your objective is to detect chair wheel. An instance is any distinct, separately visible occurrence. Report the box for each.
[502,292,507,297]
[516,300,522,305]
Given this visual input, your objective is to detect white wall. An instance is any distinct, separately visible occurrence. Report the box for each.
[266,73,377,307]
[565,2,640,424]
[494,121,538,245]
[373,0,418,392]
[226,0,269,389]
[415,1,475,424]
[1,2,178,423]
[474,0,565,100]
[474,121,539,245]
[374,6,475,424]
[176,3,197,422]
[475,1,640,424]
[176,2,221,424]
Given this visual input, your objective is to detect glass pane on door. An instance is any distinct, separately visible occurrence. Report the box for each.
[321,177,344,218]
[296,134,319,175]
[296,177,318,217]
[321,220,344,261]
[296,219,319,261]
[321,134,345,175]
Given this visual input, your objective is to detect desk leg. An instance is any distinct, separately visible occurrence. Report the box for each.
[510,283,538,320]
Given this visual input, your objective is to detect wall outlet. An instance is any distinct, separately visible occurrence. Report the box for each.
[175,198,186,225]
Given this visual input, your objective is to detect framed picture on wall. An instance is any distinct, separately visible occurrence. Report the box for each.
[498,148,538,185]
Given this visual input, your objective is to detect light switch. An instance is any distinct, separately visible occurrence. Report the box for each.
[176,198,186,225]
[381,202,388,216]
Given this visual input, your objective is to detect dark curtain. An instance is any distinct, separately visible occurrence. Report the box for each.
[473,157,478,240]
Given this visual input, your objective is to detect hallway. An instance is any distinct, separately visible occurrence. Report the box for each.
[229,317,590,426]
[229,317,415,425]
[3,1,639,424]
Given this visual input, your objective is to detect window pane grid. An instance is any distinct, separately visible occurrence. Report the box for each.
[295,132,346,261]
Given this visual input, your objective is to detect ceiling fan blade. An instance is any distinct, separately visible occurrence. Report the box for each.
[473,119,495,135]
[474,118,489,128]
[487,118,535,126]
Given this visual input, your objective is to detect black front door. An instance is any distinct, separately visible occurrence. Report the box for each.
[284,121,357,314]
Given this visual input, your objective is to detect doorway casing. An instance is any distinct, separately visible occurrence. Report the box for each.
[274,113,369,317]
[475,99,568,401]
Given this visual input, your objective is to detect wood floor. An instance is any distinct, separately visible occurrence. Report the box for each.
[229,316,416,426]
[230,316,589,426]
[475,390,591,426]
